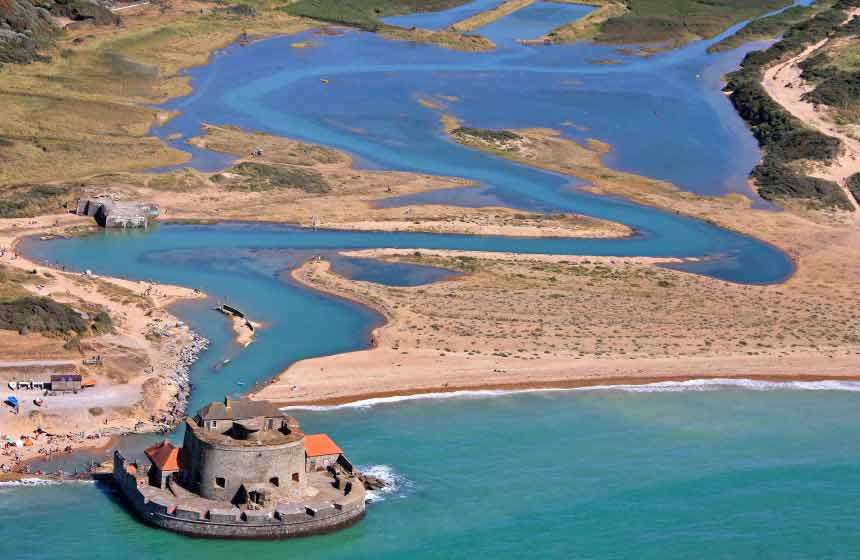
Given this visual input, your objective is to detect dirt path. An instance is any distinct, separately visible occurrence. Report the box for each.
[762,10,860,211]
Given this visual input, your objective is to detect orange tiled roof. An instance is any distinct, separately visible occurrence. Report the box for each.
[304,433,342,457]
[144,440,182,472]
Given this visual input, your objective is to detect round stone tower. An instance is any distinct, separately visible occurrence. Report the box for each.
[180,397,308,506]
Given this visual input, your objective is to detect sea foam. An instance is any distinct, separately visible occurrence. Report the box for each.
[0,478,95,489]
[283,379,860,411]
[357,464,412,503]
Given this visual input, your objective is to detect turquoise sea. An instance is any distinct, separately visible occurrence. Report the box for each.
[6,386,860,559]
[8,1,860,558]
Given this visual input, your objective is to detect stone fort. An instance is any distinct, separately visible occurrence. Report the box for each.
[113,397,366,539]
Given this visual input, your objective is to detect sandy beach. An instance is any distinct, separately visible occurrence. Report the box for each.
[3,0,860,469]
[252,124,860,407]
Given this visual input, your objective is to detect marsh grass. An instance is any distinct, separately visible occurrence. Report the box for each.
[0,5,309,186]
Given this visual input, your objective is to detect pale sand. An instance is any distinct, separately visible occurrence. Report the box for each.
[253,255,860,405]
[324,213,631,238]
[339,248,683,265]
[231,316,261,348]
[762,8,860,209]
[0,214,205,469]
[102,124,630,240]
[252,125,860,406]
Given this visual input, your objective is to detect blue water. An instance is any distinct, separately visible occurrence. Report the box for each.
[8,1,855,557]
[478,2,596,45]
[6,387,860,559]
[382,0,506,29]
[383,0,597,47]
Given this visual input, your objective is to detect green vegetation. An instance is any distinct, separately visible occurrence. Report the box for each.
[0,184,79,217]
[593,0,790,46]
[283,0,471,30]
[0,0,121,65]
[50,0,119,26]
[751,161,850,209]
[452,127,522,142]
[0,267,113,336]
[0,0,56,64]
[799,47,860,119]
[193,125,345,166]
[708,3,822,53]
[0,296,86,335]
[848,173,860,202]
[220,162,330,192]
[724,0,860,209]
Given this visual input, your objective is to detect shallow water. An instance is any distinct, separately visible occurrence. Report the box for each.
[381,0,507,29]
[7,387,860,559]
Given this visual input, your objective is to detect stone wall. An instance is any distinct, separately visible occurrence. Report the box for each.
[113,450,366,540]
[306,453,339,472]
[140,497,365,539]
[181,421,307,503]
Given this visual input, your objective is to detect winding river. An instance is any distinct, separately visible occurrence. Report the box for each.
[8,2,860,557]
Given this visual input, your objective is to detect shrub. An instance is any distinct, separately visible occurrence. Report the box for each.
[452,127,521,142]
[723,2,858,210]
[227,162,330,193]
[0,184,79,218]
[848,173,860,204]
[752,160,852,210]
[0,297,88,335]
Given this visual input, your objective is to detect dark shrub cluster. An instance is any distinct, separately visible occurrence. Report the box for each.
[0,297,89,335]
[723,1,859,209]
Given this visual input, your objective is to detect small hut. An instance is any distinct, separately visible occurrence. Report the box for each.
[50,374,82,393]
[144,440,183,489]
[304,433,342,472]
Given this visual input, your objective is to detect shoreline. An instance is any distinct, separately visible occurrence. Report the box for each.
[275,373,860,408]
[0,215,210,471]
[5,2,858,472]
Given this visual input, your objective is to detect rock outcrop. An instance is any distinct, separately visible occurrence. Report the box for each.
[0,0,56,64]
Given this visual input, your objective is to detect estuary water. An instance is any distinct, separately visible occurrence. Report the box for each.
[8,1,860,558]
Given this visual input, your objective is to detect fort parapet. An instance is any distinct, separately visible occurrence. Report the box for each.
[112,397,366,539]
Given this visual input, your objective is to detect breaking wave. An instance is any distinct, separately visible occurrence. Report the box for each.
[284,379,860,411]
[0,478,95,489]
[358,464,412,503]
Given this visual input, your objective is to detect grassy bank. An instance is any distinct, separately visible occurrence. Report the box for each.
[0,2,310,187]
[522,1,627,45]
[724,0,860,209]
[0,265,112,337]
[283,0,471,30]
[797,27,860,122]
[283,0,495,51]
[708,2,826,53]
[524,0,791,47]
[448,0,535,32]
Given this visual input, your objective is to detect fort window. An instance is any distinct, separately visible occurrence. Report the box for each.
[209,420,217,430]
[270,477,280,487]
[292,473,300,483]
[215,477,226,488]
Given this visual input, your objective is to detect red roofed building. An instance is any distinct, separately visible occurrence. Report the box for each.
[145,440,183,488]
[304,433,343,472]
